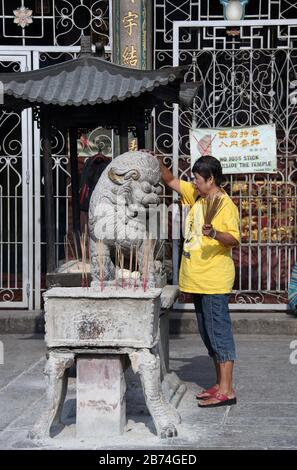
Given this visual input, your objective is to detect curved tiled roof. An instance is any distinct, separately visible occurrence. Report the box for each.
[0,56,186,107]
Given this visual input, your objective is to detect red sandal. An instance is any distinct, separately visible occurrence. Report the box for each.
[198,392,237,408]
[195,385,218,400]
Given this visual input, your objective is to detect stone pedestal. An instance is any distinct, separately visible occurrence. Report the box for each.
[44,287,161,349]
[76,355,126,438]
[31,286,184,441]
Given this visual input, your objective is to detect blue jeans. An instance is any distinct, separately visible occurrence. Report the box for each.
[193,294,236,363]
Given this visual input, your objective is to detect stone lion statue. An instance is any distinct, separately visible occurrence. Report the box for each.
[88,151,164,285]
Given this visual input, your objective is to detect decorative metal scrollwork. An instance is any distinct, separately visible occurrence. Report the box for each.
[0,289,15,302]
[1,0,110,46]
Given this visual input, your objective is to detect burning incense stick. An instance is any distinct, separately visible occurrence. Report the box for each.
[88,236,91,290]
[96,240,104,291]
[100,242,104,292]
[84,226,89,288]
[101,245,104,292]
[115,244,120,290]
[73,235,80,270]
[83,226,89,288]
[134,244,139,290]
[142,239,152,292]
[79,238,84,287]
[64,234,69,272]
[80,231,87,288]
[154,240,165,262]
[151,239,157,259]
[147,240,153,291]
[142,242,147,292]
[83,232,87,287]
[143,238,157,292]
[120,251,125,289]
[129,246,133,288]
[68,236,76,262]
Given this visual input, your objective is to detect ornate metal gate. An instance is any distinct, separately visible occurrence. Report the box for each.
[0,0,112,310]
[169,19,297,309]
[1,1,297,310]
[0,52,33,308]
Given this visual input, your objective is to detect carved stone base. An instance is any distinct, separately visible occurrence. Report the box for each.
[29,351,74,440]
[31,285,185,441]
[129,349,180,439]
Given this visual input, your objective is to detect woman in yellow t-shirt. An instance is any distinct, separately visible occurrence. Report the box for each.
[159,155,240,409]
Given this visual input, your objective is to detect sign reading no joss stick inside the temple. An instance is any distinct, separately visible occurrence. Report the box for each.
[190,125,277,174]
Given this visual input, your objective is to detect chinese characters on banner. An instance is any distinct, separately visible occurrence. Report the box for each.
[113,0,147,69]
[113,0,147,151]
[190,125,277,174]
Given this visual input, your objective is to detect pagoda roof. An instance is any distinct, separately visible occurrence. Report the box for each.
[0,55,187,108]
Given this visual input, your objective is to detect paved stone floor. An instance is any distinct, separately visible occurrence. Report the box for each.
[0,333,297,450]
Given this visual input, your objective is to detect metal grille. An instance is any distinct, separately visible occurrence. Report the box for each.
[166,20,297,308]
[153,2,297,308]
[1,1,297,309]
[0,47,113,309]
[0,0,110,46]
[0,1,113,311]
[0,54,33,307]
[154,0,297,68]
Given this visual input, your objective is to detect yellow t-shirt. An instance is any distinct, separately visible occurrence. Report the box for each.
[179,180,240,294]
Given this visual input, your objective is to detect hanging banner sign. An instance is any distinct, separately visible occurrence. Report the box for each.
[190,124,277,174]
[113,0,147,69]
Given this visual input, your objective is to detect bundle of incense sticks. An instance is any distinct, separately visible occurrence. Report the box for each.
[202,195,223,226]
[96,239,105,291]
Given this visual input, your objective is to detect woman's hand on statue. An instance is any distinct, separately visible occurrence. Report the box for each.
[139,149,164,166]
